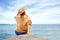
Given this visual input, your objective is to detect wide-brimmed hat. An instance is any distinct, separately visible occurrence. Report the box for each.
[18,8,26,14]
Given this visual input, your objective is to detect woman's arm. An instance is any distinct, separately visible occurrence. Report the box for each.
[27,25,31,35]
[27,20,32,35]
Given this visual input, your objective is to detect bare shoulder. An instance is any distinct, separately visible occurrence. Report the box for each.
[26,15,30,19]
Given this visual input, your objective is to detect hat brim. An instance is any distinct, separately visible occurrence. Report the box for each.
[19,8,26,14]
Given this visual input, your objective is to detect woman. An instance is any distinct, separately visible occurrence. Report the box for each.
[14,8,32,35]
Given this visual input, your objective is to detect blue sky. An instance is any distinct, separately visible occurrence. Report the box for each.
[0,0,60,24]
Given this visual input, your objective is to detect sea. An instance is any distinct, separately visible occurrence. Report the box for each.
[0,24,60,40]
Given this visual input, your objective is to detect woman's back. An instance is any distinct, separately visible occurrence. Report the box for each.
[14,15,29,32]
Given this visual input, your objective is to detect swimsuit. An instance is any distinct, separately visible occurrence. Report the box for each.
[15,30,27,35]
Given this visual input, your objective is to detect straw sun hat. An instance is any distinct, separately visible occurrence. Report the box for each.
[18,8,26,14]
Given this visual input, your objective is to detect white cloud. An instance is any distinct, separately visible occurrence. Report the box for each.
[27,7,60,24]
[33,0,60,9]
[0,0,60,24]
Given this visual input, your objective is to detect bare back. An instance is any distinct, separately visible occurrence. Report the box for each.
[14,15,30,32]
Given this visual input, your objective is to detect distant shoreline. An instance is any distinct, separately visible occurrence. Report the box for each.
[0,24,60,25]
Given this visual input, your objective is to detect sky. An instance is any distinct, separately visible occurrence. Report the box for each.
[0,0,60,24]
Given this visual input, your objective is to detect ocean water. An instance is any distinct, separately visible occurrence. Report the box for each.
[0,24,60,40]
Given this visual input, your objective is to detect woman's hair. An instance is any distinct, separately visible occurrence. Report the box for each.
[17,11,25,16]
[20,11,25,16]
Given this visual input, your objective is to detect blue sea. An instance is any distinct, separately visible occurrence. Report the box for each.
[0,24,60,40]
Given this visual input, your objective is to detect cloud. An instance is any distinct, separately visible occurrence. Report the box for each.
[0,0,60,24]
[31,7,60,24]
